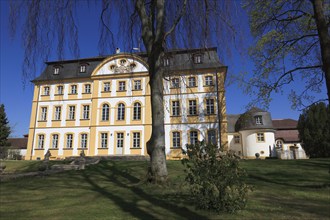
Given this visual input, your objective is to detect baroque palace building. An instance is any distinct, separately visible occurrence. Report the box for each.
[26,47,228,160]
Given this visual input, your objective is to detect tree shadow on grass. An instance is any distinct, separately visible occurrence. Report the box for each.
[81,161,208,220]
[248,173,330,189]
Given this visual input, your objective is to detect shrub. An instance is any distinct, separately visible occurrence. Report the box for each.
[182,141,250,213]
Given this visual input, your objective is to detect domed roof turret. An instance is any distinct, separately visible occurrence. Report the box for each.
[235,107,274,131]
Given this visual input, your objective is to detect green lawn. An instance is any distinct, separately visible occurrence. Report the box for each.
[0,159,329,219]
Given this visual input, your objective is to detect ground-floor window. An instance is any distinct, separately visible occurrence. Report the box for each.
[234,135,240,144]
[207,129,217,145]
[132,132,140,148]
[52,134,58,148]
[117,133,124,148]
[172,131,181,148]
[101,133,108,148]
[66,134,73,148]
[81,134,88,148]
[276,139,283,149]
[38,134,44,149]
[190,131,198,145]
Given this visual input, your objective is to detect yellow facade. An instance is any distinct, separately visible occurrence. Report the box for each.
[26,49,228,160]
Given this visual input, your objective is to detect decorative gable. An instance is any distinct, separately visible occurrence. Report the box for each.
[92,55,148,76]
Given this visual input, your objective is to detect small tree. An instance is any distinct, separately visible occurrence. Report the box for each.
[182,141,250,213]
[0,104,11,159]
[298,102,330,158]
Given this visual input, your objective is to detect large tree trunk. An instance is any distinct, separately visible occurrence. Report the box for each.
[146,51,168,183]
[312,0,330,103]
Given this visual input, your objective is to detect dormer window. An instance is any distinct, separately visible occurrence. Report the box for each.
[255,116,263,125]
[164,58,170,66]
[80,65,86,73]
[54,67,60,75]
[193,54,202,64]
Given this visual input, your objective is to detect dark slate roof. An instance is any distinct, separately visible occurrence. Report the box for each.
[7,137,28,149]
[32,47,225,83]
[234,108,274,131]
[164,47,224,73]
[227,114,240,133]
[272,119,298,130]
[33,57,106,82]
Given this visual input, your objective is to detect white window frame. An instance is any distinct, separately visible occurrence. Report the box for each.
[255,116,263,125]
[133,132,140,148]
[38,135,44,149]
[66,134,73,148]
[133,102,141,120]
[54,67,59,75]
[117,103,125,120]
[205,76,213,86]
[102,104,109,121]
[81,134,87,148]
[84,84,91,93]
[41,107,47,121]
[257,133,265,142]
[164,58,170,66]
[276,139,283,149]
[172,132,181,148]
[171,78,180,88]
[57,86,63,95]
[71,85,77,94]
[44,86,50,95]
[104,82,110,92]
[83,105,90,120]
[172,101,180,116]
[52,134,58,149]
[55,106,61,120]
[134,80,141,90]
[190,131,198,145]
[80,65,86,73]
[234,135,240,144]
[206,98,215,115]
[188,77,196,87]
[117,133,124,148]
[119,81,126,91]
[194,54,202,64]
[189,100,197,115]
[101,133,108,148]
[69,106,75,120]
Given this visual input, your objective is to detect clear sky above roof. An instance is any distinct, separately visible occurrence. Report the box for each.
[0,0,326,137]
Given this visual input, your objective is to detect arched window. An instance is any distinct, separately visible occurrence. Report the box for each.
[102,104,109,121]
[117,103,125,120]
[276,139,283,149]
[133,102,141,120]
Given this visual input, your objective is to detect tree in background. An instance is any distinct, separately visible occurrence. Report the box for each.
[297,102,330,157]
[9,0,238,182]
[0,104,11,159]
[244,0,330,109]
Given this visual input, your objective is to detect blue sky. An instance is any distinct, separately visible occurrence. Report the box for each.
[0,0,326,137]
